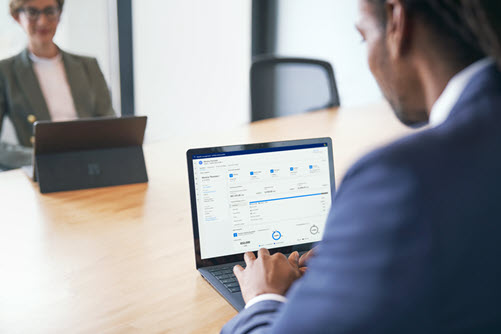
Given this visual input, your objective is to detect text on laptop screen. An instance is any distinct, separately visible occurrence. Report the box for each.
[193,143,332,259]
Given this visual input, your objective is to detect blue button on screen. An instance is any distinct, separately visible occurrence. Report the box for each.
[270,169,274,173]
[250,171,254,176]
[229,174,233,178]
[233,233,238,237]
[290,167,294,171]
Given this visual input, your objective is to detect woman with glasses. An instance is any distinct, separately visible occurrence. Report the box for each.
[0,0,114,169]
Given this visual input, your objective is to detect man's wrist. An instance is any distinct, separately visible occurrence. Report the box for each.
[245,293,287,309]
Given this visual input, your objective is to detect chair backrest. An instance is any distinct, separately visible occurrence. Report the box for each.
[250,56,340,122]
[0,142,32,171]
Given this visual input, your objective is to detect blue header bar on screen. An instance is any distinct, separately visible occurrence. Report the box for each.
[192,143,328,160]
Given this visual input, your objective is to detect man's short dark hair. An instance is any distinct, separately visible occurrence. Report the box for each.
[368,0,501,66]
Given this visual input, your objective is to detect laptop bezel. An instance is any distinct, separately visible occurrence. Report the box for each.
[187,137,335,269]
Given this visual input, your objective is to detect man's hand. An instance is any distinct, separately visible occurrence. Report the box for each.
[233,248,302,303]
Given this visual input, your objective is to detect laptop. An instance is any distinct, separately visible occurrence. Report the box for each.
[186,137,335,310]
[33,116,148,193]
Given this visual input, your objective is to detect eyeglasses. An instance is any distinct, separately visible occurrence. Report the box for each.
[18,6,61,21]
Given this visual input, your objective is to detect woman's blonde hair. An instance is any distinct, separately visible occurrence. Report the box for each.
[9,0,65,17]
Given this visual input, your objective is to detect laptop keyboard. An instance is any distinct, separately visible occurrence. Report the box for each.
[207,251,307,293]
[208,263,245,293]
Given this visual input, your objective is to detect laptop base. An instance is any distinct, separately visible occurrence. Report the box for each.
[199,264,245,311]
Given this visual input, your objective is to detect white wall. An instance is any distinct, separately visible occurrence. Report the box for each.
[0,0,26,59]
[277,0,382,107]
[133,0,251,143]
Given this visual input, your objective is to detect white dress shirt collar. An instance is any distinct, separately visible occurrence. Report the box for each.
[429,58,494,127]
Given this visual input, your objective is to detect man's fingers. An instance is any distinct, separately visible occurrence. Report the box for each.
[244,251,256,266]
[299,248,316,267]
[258,248,270,257]
[233,264,244,279]
[299,266,308,275]
[288,251,299,268]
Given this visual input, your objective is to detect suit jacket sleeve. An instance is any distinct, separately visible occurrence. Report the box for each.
[221,150,434,334]
[87,58,115,117]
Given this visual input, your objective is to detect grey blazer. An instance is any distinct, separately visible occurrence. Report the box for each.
[0,48,115,148]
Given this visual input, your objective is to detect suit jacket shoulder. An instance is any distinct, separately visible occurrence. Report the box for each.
[60,50,99,68]
[60,49,115,119]
[0,52,20,70]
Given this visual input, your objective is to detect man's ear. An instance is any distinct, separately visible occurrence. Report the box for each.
[384,0,411,59]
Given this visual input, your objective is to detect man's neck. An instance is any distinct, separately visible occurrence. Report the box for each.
[415,49,483,116]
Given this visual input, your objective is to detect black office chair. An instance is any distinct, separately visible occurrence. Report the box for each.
[0,142,32,172]
[250,56,340,122]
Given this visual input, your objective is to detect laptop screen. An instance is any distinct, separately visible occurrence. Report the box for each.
[189,139,334,260]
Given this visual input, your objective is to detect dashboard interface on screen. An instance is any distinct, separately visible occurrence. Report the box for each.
[192,143,333,260]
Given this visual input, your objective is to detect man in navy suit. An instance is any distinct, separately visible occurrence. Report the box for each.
[222,0,501,333]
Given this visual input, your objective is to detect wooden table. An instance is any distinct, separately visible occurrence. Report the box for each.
[0,102,416,333]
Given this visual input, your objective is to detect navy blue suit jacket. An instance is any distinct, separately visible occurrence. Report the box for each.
[222,64,501,333]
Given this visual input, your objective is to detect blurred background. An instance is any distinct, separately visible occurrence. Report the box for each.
[0,0,382,144]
